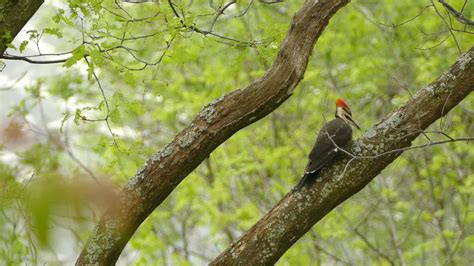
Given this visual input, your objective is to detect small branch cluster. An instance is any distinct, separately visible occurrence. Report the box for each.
[439,0,474,26]
[167,0,269,47]
[1,0,275,66]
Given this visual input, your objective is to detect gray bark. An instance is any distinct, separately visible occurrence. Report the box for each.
[76,0,351,264]
[211,47,474,265]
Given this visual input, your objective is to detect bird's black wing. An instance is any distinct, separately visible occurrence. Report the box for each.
[305,148,337,174]
[304,119,352,174]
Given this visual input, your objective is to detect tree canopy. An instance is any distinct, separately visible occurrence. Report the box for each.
[0,0,473,265]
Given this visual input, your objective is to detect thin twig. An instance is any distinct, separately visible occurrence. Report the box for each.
[339,212,395,265]
[432,0,462,54]
[0,72,27,91]
[235,0,254,18]
[64,126,101,183]
[439,0,474,26]
[83,56,118,147]
[379,4,433,28]
[0,54,68,64]
[168,0,262,47]
[208,1,236,32]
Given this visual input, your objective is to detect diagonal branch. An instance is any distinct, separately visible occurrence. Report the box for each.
[211,47,474,265]
[439,0,474,26]
[76,0,351,264]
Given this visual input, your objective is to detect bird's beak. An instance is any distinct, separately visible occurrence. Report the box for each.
[347,116,361,130]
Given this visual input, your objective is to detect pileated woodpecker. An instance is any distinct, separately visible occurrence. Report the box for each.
[295,98,360,190]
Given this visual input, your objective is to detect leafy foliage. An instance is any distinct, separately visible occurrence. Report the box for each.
[0,0,473,265]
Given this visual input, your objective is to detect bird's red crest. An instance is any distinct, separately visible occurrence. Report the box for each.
[336,98,350,109]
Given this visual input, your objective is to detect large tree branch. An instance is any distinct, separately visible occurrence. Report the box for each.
[211,47,474,265]
[76,0,350,264]
[0,0,44,54]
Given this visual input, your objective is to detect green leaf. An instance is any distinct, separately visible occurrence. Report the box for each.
[26,30,38,41]
[127,101,145,116]
[109,108,121,123]
[19,41,28,52]
[64,45,86,68]
[6,43,15,49]
[43,28,63,38]
[73,108,83,125]
[97,100,105,111]
[60,111,72,133]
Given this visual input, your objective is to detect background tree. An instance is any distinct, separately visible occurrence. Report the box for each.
[0,0,472,265]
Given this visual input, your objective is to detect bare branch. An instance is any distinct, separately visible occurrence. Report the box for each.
[379,4,433,28]
[167,0,265,47]
[439,0,474,26]
[64,127,101,183]
[339,211,395,264]
[208,1,236,32]
[83,56,119,148]
[259,0,283,4]
[0,72,27,91]
[0,53,68,64]
[235,0,255,18]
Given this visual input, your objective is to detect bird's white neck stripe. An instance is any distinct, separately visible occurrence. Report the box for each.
[336,107,351,123]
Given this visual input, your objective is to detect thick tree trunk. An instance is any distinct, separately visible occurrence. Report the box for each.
[211,47,474,265]
[0,0,44,54]
[76,0,351,264]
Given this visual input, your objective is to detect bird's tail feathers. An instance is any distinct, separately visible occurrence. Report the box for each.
[294,171,320,190]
